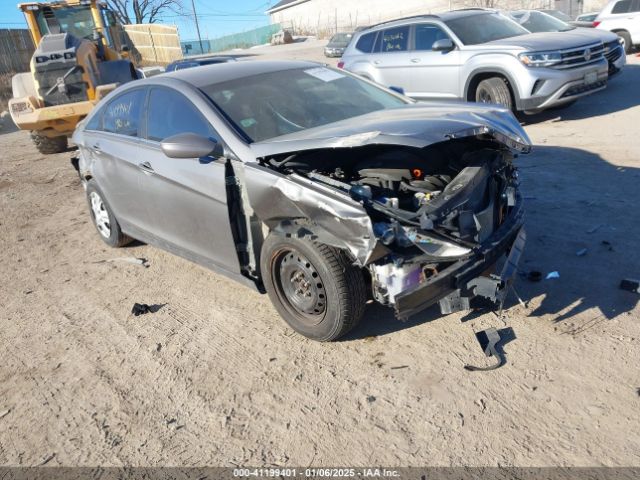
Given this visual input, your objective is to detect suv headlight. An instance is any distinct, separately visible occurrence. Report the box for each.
[518,51,562,67]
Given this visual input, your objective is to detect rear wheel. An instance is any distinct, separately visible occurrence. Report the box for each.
[260,234,367,341]
[616,31,632,54]
[475,77,513,111]
[85,180,132,248]
[30,131,67,154]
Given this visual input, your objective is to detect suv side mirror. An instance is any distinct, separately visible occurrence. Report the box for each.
[389,85,405,95]
[161,132,223,159]
[432,38,455,52]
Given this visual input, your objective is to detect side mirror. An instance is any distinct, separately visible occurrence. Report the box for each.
[432,38,455,52]
[388,85,405,95]
[160,132,223,159]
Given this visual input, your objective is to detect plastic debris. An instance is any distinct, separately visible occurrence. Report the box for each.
[576,248,588,257]
[131,303,166,316]
[619,279,640,294]
[546,271,560,280]
[464,328,504,372]
[108,257,149,267]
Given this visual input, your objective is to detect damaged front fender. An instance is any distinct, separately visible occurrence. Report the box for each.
[242,163,386,266]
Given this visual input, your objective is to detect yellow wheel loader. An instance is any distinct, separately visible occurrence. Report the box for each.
[9,0,138,154]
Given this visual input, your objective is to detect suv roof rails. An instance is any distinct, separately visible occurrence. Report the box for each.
[364,13,441,30]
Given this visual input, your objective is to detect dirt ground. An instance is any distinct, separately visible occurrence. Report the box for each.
[1,42,639,468]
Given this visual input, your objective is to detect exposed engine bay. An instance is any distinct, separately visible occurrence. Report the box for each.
[262,138,521,310]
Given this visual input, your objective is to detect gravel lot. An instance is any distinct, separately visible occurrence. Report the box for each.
[0,41,639,467]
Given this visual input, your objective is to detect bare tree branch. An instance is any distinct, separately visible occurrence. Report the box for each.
[106,0,182,24]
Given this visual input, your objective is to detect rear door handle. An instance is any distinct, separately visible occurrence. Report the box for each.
[411,58,421,63]
[138,161,154,174]
[91,143,101,153]
[373,60,381,65]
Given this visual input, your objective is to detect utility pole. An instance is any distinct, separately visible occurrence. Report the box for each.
[190,0,204,54]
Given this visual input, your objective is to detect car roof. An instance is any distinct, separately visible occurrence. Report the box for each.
[360,8,496,31]
[162,60,321,88]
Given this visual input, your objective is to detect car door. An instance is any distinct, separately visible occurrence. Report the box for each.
[406,23,462,99]
[629,0,640,42]
[137,86,242,275]
[365,25,415,90]
[83,88,151,234]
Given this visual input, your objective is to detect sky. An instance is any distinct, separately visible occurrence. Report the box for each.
[0,0,274,41]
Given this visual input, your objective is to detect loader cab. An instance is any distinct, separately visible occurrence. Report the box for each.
[19,1,126,59]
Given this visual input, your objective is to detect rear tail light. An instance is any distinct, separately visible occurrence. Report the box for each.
[337,61,345,69]
[593,21,601,27]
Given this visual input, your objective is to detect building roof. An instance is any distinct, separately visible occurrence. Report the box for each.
[266,0,310,14]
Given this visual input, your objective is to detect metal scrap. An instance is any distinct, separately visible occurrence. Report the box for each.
[619,279,640,294]
[464,328,504,372]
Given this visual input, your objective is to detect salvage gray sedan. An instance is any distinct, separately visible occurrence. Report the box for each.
[73,60,530,341]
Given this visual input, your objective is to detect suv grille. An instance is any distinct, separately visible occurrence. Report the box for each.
[604,40,623,63]
[553,43,605,69]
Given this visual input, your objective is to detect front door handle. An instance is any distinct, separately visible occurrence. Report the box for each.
[373,60,381,65]
[91,143,101,152]
[138,161,154,174]
[411,58,421,63]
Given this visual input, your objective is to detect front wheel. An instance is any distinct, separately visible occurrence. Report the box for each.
[30,132,67,154]
[260,234,367,341]
[475,77,513,111]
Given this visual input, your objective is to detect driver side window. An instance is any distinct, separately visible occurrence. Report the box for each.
[146,87,217,142]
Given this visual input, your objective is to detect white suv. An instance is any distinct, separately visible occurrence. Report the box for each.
[595,0,640,53]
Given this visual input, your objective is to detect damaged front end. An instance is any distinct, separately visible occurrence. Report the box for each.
[247,106,530,319]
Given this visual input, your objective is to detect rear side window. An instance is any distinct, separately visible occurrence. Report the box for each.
[102,89,145,137]
[414,24,450,50]
[377,26,410,52]
[612,0,631,13]
[146,88,215,142]
[632,0,640,11]
[355,32,377,53]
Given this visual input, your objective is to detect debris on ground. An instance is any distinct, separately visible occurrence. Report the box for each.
[37,453,56,466]
[0,408,11,419]
[602,240,614,252]
[131,303,165,316]
[587,224,604,234]
[464,328,504,372]
[390,365,409,370]
[523,270,542,282]
[619,279,640,294]
[576,248,588,257]
[546,271,560,280]
[95,257,149,268]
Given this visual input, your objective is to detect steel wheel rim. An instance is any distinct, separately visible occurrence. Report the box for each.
[89,191,111,238]
[272,248,326,325]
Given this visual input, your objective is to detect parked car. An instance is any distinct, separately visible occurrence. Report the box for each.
[540,9,573,22]
[340,9,609,113]
[136,65,166,78]
[165,56,237,72]
[507,10,625,75]
[72,61,530,341]
[594,0,640,53]
[574,11,600,27]
[324,32,354,57]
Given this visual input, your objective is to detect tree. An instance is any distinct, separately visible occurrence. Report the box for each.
[106,0,183,24]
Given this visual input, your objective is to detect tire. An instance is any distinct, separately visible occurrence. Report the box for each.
[260,233,367,341]
[475,77,513,111]
[616,31,632,54]
[30,131,67,154]
[85,180,132,248]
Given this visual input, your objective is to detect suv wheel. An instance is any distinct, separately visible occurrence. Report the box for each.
[260,233,367,341]
[616,31,632,54]
[475,77,513,111]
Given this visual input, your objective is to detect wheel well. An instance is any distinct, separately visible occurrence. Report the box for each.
[466,72,516,106]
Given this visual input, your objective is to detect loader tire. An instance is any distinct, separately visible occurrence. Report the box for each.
[30,132,67,154]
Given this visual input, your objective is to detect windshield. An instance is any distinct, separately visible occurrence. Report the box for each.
[202,67,408,142]
[34,6,96,40]
[445,12,529,45]
[511,11,575,32]
[329,33,353,45]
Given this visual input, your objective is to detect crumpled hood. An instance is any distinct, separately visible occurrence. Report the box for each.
[487,31,600,50]
[250,102,531,158]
